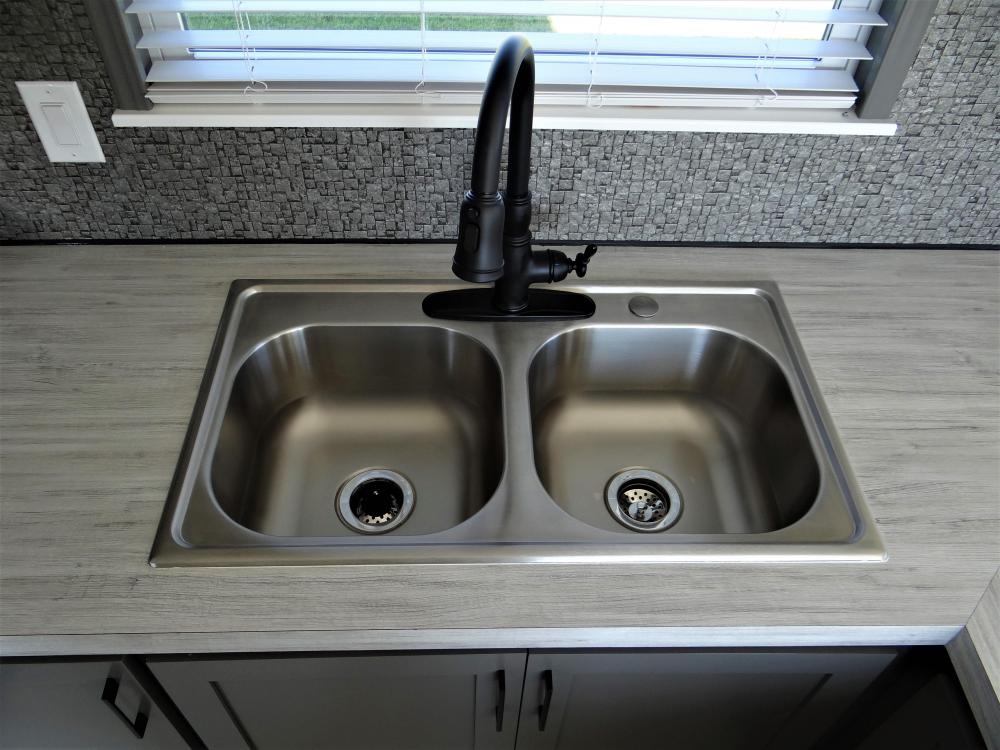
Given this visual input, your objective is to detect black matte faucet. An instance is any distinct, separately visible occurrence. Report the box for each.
[423,36,597,321]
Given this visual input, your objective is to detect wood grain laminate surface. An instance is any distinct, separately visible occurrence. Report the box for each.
[1,244,997,656]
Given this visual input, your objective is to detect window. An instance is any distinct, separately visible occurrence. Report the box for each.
[114,0,901,133]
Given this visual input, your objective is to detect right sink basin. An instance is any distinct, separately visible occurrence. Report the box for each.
[528,326,820,535]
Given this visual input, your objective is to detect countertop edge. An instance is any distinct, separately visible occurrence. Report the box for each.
[948,571,1000,748]
[1,625,963,658]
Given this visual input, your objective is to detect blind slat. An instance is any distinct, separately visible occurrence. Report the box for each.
[146,58,860,91]
[145,84,858,109]
[123,1,887,26]
[138,30,873,60]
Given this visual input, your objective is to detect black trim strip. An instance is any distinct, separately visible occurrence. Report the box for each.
[2,238,997,251]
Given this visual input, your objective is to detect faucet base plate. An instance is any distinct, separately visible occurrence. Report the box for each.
[423,288,595,321]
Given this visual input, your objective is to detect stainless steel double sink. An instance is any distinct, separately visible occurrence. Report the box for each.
[151,281,885,566]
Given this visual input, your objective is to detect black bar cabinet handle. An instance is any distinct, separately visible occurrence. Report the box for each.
[494,669,506,732]
[102,676,149,739]
[538,669,554,731]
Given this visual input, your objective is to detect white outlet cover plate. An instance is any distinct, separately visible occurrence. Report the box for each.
[16,81,106,163]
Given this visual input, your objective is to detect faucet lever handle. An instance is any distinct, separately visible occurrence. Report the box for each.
[570,244,598,278]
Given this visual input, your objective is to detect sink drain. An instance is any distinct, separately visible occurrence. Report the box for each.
[337,469,415,534]
[605,469,682,532]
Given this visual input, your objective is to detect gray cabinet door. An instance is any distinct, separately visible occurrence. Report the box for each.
[0,660,189,749]
[515,649,897,750]
[149,652,526,750]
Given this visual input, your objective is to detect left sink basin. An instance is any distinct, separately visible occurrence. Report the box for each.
[212,325,504,537]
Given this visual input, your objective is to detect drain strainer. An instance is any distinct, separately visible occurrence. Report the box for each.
[336,469,415,534]
[605,469,682,532]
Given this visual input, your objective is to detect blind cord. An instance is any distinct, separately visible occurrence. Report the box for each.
[232,0,267,96]
[753,9,782,106]
[414,0,429,97]
[586,0,606,108]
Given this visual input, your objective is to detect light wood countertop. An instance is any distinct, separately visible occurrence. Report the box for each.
[1,243,997,657]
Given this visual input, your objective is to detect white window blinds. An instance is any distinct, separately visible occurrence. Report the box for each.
[125,0,886,110]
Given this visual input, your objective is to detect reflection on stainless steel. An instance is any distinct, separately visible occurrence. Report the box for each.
[150,281,885,566]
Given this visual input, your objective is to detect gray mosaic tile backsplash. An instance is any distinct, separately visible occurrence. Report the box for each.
[1,0,998,243]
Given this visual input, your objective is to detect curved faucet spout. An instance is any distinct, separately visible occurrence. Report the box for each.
[452,36,535,285]
[443,35,598,316]
[470,35,535,198]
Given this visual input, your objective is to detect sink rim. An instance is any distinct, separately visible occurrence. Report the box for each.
[149,279,886,567]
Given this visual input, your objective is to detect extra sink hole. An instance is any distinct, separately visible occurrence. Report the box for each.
[337,469,415,534]
[605,469,682,532]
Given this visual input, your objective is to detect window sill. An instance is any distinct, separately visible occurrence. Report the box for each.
[111,103,898,135]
